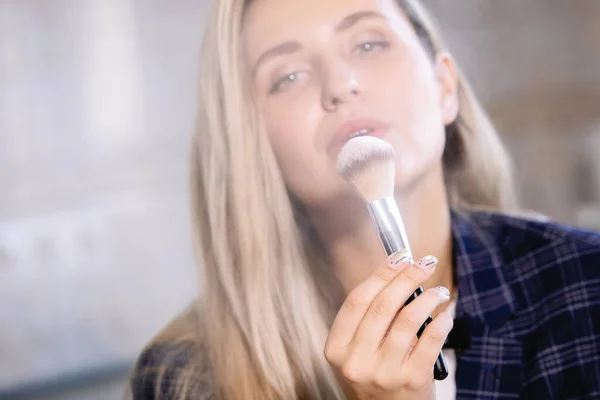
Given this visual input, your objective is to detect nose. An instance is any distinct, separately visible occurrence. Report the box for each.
[321,61,362,112]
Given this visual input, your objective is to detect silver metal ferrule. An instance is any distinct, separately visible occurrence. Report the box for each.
[367,196,411,257]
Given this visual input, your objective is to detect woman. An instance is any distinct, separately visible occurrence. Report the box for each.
[129,0,600,399]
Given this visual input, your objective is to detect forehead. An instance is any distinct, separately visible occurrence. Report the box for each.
[242,0,406,57]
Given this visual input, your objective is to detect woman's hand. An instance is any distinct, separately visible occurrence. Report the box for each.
[324,250,453,400]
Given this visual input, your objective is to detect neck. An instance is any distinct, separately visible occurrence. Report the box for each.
[309,166,454,296]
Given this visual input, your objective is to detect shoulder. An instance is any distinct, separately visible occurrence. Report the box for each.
[462,209,600,265]
[462,209,600,308]
[460,213,600,395]
[130,341,195,400]
[128,307,216,400]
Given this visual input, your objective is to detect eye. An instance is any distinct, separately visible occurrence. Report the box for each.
[355,40,390,55]
[269,71,306,94]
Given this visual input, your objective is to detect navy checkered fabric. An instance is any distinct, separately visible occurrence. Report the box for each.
[451,210,600,400]
[130,210,600,399]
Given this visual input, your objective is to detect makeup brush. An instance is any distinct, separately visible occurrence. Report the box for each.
[336,135,448,381]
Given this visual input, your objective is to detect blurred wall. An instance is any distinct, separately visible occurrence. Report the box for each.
[0,0,599,398]
[0,0,206,397]
[425,0,600,226]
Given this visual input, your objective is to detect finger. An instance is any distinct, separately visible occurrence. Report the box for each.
[380,285,450,355]
[350,256,439,353]
[405,310,454,385]
[325,250,411,361]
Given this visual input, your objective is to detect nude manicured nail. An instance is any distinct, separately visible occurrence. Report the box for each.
[435,286,450,298]
[387,249,411,270]
[416,255,438,271]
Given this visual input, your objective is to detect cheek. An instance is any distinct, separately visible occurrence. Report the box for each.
[261,88,334,201]
[262,91,320,167]
[404,75,445,156]
[377,61,446,182]
[392,61,442,127]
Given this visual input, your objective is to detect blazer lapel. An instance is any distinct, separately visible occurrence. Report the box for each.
[451,211,524,399]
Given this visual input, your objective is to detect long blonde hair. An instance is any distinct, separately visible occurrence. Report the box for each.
[140,0,517,399]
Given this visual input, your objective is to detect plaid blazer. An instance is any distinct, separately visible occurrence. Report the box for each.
[130,210,600,399]
[451,210,600,399]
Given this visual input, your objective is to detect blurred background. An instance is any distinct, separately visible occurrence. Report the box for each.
[1,0,599,399]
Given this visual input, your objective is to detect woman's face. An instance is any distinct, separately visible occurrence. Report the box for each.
[243,0,458,208]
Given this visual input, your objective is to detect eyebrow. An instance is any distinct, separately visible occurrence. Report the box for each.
[336,10,386,32]
[251,10,387,76]
[252,41,301,76]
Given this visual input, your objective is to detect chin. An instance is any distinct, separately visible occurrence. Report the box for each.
[393,160,445,198]
[392,166,420,193]
[393,156,432,186]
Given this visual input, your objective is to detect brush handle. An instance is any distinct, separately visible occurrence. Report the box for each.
[367,197,449,381]
[367,197,412,254]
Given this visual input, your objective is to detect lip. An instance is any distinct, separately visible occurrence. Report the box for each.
[329,117,391,152]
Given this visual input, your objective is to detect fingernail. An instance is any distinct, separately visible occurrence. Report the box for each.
[416,255,438,271]
[435,286,450,298]
[387,249,411,270]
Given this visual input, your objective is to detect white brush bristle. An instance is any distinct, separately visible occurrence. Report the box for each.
[336,136,395,202]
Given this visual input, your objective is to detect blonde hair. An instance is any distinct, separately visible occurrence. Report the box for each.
[134,0,518,399]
